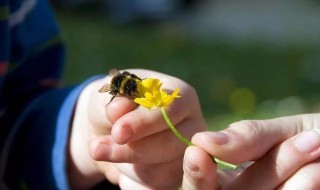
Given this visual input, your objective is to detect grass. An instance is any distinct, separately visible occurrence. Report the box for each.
[54,3,320,130]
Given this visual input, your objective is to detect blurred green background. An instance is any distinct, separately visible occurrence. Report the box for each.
[53,0,320,131]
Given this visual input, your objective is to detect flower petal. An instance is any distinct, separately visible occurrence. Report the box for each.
[134,78,181,109]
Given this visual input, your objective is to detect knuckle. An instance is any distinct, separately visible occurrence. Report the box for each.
[228,120,263,141]
[239,120,261,135]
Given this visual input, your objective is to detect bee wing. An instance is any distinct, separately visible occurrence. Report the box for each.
[109,68,120,77]
[98,83,112,93]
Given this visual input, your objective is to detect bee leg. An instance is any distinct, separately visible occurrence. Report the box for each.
[106,95,117,106]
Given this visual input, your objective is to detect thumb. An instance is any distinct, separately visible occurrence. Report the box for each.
[192,114,320,163]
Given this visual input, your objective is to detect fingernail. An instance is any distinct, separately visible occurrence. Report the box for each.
[185,154,200,173]
[294,129,320,153]
[201,131,230,145]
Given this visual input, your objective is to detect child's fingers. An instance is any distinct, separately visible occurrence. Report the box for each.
[90,119,198,163]
[106,97,138,123]
[111,97,205,145]
[110,106,168,144]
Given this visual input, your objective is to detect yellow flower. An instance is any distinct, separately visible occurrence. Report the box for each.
[136,78,162,97]
[134,78,181,109]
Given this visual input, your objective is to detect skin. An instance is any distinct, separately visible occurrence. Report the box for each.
[182,114,320,190]
[67,69,206,189]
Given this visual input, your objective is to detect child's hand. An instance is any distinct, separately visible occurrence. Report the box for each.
[69,69,206,189]
[182,114,320,190]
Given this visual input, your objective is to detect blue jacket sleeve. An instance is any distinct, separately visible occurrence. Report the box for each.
[1,1,120,189]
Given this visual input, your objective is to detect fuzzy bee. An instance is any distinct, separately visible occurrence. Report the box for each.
[99,69,142,105]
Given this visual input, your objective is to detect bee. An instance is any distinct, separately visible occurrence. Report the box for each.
[99,69,142,105]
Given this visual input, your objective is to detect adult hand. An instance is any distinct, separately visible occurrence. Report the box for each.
[70,69,206,189]
[183,114,320,190]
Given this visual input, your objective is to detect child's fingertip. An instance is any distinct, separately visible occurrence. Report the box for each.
[106,97,137,123]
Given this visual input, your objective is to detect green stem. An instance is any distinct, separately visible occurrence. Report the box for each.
[214,158,238,169]
[161,107,193,146]
[161,107,237,169]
